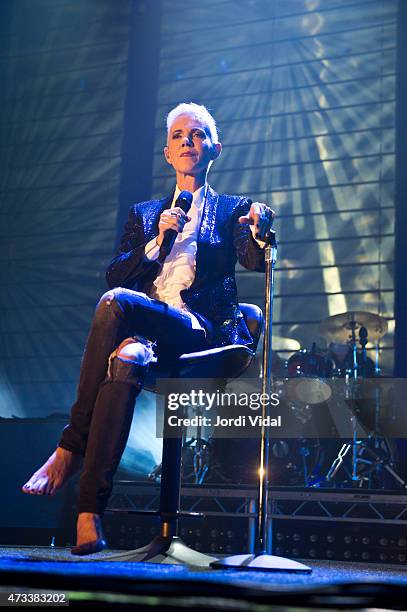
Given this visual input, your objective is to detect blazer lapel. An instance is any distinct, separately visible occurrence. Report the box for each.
[198,185,218,244]
[191,185,219,288]
[143,194,173,239]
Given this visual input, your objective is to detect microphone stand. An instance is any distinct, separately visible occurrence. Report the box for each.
[211,231,311,572]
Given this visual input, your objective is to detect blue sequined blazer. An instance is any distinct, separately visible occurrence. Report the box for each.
[106,186,265,349]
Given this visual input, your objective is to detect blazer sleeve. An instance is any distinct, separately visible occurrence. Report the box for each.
[232,197,266,273]
[105,205,161,289]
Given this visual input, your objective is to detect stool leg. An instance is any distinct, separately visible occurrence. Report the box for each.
[158,392,184,536]
[104,392,216,565]
[159,436,182,537]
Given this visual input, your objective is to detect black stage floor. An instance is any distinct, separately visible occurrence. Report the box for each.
[0,546,407,609]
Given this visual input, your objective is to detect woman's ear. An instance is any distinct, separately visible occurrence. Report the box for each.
[163,145,171,164]
[211,142,222,160]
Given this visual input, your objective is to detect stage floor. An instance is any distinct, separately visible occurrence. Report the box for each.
[0,546,406,609]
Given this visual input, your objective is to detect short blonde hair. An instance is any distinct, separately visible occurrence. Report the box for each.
[166,102,219,143]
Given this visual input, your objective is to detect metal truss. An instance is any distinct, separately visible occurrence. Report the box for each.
[108,481,407,525]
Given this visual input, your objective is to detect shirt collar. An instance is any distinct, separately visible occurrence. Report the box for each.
[171,183,207,210]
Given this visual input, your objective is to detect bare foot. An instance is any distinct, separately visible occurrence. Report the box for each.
[75,513,104,547]
[21,447,83,496]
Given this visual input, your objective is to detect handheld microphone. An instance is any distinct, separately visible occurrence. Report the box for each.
[159,190,193,259]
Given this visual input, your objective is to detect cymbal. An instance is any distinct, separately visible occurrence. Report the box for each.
[319,311,388,343]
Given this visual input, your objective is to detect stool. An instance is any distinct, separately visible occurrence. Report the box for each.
[106,303,263,565]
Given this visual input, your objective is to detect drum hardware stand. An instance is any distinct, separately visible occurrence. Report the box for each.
[325,323,371,486]
[325,362,368,486]
[325,327,407,489]
[184,410,211,485]
[325,325,375,486]
[147,462,162,481]
[211,231,311,572]
[366,345,407,488]
[299,439,325,487]
[148,415,211,485]
[299,441,312,487]
[326,435,407,488]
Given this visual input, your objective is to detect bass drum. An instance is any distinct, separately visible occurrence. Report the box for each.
[207,437,326,486]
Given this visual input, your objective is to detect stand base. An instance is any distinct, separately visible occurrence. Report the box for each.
[211,554,312,573]
[104,535,217,567]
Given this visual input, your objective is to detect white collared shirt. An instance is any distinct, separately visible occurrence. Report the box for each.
[144,184,264,330]
[145,184,206,314]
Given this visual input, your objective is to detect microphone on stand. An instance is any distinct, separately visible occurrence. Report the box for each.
[158,190,193,261]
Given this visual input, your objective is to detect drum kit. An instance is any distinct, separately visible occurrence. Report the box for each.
[278,310,406,489]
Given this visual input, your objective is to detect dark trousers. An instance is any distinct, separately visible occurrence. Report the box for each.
[59,287,210,515]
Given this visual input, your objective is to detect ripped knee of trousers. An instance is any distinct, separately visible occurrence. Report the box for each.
[105,337,157,388]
